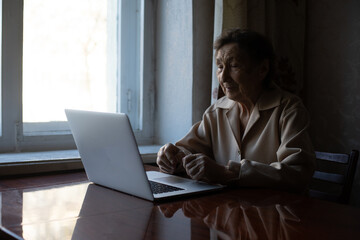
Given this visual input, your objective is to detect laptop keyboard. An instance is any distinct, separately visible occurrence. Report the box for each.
[149,180,184,194]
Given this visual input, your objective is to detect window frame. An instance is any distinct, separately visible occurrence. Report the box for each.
[0,0,155,153]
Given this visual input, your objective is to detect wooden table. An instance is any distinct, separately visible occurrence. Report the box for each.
[1,167,360,240]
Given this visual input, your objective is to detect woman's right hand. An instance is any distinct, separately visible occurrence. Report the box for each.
[156,143,186,174]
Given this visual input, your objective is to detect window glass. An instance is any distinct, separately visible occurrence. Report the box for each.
[0,0,149,152]
[22,0,118,133]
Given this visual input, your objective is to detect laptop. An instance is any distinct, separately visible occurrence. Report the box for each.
[65,109,223,201]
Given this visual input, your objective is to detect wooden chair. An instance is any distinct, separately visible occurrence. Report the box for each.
[309,150,359,204]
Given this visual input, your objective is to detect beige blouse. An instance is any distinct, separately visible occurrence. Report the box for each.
[176,86,315,191]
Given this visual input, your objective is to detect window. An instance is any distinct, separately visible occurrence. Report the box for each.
[0,0,154,153]
[22,0,119,135]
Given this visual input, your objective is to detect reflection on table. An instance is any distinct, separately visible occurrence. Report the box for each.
[159,191,304,240]
[1,170,360,240]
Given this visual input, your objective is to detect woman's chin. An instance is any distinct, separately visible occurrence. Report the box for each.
[225,92,244,102]
[225,93,238,101]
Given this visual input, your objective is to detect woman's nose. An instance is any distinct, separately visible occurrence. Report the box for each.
[221,67,230,83]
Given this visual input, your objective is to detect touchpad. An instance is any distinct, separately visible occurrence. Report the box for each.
[154,176,190,184]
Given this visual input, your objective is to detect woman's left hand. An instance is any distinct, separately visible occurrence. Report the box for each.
[182,154,237,184]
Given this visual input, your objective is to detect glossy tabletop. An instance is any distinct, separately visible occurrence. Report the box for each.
[1,168,360,240]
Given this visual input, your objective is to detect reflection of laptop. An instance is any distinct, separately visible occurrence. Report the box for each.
[72,184,192,240]
[65,109,223,201]
[72,184,154,240]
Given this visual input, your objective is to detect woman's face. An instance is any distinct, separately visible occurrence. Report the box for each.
[216,43,267,103]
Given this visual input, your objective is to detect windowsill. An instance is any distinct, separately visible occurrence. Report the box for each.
[0,145,161,176]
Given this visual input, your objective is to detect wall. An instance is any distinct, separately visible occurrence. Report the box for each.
[154,0,194,144]
[192,0,214,123]
[305,0,360,206]
[154,0,214,144]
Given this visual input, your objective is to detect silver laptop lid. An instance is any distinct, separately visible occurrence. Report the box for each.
[65,109,154,201]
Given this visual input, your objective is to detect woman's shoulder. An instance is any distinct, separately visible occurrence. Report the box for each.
[278,88,306,110]
[261,84,305,110]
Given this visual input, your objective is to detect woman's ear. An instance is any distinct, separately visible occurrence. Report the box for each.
[259,59,269,79]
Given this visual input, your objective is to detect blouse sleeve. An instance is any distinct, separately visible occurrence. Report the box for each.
[175,112,215,160]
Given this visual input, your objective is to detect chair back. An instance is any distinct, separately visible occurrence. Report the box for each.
[309,150,359,204]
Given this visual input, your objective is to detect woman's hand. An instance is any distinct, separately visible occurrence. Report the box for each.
[156,143,186,174]
[182,154,238,184]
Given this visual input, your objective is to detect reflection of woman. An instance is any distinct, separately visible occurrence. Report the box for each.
[157,29,315,191]
[159,195,304,240]
[199,200,301,240]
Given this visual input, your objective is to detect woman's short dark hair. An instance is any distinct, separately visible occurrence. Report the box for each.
[214,29,275,88]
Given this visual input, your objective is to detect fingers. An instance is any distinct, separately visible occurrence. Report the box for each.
[182,154,207,181]
[182,200,208,218]
[175,150,186,163]
[157,147,171,172]
[156,143,182,174]
[157,202,182,218]
[157,145,174,173]
[164,145,180,166]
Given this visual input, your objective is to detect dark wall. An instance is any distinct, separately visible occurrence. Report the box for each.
[305,0,360,206]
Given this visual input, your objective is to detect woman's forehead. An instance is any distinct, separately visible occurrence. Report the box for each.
[216,43,248,61]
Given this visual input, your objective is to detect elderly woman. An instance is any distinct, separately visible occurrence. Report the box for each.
[157,29,315,192]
